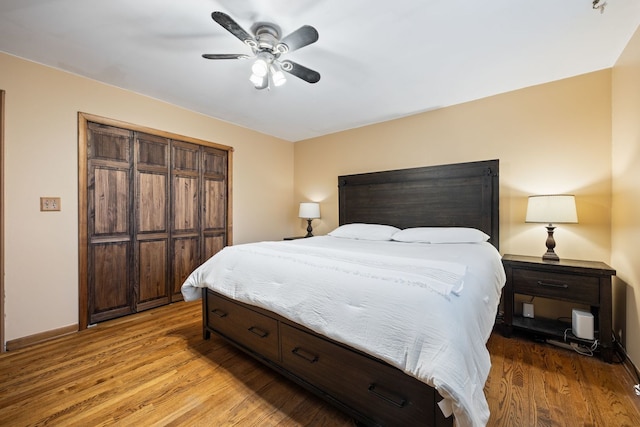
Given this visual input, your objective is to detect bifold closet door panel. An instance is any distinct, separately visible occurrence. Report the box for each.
[135,133,170,310]
[87,122,134,323]
[171,141,201,300]
[202,146,228,262]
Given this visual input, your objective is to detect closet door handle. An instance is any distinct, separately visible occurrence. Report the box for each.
[537,280,569,289]
[291,347,319,363]
[210,308,228,318]
[247,326,269,338]
[368,383,407,408]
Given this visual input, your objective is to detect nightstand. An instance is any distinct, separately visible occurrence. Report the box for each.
[502,254,616,362]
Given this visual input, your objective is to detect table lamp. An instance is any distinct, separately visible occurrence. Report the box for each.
[299,202,320,237]
[525,195,578,261]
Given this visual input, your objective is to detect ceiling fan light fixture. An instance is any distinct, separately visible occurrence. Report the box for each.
[249,72,267,89]
[270,64,286,87]
[251,51,274,78]
[204,12,321,90]
[251,58,269,77]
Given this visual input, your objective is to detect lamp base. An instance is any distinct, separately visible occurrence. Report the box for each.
[305,219,314,238]
[542,225,560,262]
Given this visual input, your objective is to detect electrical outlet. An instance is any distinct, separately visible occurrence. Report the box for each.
[40,197,61,211]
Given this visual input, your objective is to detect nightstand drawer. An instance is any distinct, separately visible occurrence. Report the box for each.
[512,269,600,305]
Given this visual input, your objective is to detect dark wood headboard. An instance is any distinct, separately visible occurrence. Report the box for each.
[338,159,500,249]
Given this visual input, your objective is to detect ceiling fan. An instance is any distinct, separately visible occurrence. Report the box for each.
[202,11,321,90]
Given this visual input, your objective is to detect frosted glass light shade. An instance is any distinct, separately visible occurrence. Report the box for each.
[249,72,268,89]
[270,64,286,87]
[526,195,577,224]
[298,202,320,219]
[251,58,269,77]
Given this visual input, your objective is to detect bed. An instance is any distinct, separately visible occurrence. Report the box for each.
[181,159,503,427]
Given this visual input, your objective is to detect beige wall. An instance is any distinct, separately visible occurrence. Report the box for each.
[0,52,294,343]
[294,70,615,339]
[295,70,612,262]
[612,26,640,366]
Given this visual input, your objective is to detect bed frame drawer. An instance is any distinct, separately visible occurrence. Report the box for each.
[206,293,279,361]
[512,268,600,305]
[280,323,437,426]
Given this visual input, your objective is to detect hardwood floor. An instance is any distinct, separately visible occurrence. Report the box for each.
[1,301,639,426]
[485,330,640,427]
[0,301,354,427]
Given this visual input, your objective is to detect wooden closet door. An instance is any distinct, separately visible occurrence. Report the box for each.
[171,141,201,300]
[169,143,228,299]
[202,146,228,260]
[80,113,232,327]
[87,123,134,324]
[134,133,170,311]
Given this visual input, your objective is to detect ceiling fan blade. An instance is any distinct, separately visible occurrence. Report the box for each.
[202,53,250,60]
[278,25,319,53]
[211,11,255,45]
[280,60,321,84]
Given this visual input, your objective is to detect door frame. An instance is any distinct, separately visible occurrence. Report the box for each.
[77,112,233,329]
[1,90,5,351]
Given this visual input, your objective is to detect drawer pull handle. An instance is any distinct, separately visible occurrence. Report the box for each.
[211,308,228,318]
[368,383,407,408]
[291,347,319,363]
[247,326,269,338]
[537,280,569,289]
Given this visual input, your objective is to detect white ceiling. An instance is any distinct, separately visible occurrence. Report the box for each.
[1,1,639,142]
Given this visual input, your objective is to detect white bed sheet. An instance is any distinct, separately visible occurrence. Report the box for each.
[181,236,505,427]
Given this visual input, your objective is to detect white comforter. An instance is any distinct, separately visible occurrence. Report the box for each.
[181,236,505,427]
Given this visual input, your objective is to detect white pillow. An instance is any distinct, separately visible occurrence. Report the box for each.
[328,223,401,241]
[392,227,490,244]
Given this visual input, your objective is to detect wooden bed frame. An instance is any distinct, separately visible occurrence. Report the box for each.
[201,159,499,426]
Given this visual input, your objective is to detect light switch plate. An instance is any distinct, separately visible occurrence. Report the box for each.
[40,197,61,211]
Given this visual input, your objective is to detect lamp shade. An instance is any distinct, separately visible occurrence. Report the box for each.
[525,195,578,224]
[298,202,320,219]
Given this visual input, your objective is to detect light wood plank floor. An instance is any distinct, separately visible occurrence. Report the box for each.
[1,301,639,426]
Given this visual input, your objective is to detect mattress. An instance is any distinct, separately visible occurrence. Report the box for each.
[182,236,506,427]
